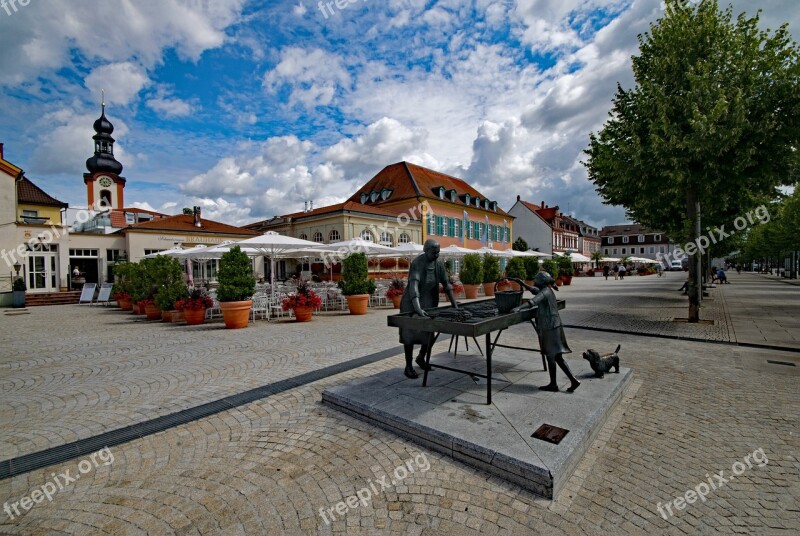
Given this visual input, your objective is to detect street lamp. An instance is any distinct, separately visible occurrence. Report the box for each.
[13,261,21,277]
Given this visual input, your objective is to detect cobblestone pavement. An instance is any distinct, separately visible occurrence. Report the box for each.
[1,281,798,535]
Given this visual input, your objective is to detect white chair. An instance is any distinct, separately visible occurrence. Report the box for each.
[251,294,270,322]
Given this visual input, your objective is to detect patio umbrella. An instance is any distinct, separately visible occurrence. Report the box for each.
[599,257,621,263]
[231,232,324,300]
[476,246,514,258]
[439,244,476,257]
[144,246,185,259]
[553,251,592,263]
[503,249,551,258]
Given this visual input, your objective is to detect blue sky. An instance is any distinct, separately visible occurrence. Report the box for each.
[0,0,797,227]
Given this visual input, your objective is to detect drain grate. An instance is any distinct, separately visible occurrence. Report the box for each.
[532,424,569,445]
[766,360,796,367]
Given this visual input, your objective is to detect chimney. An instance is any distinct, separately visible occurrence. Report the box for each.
[193,206,202,228]
[541,201,545,208]
[310,200,314,211]
[516,195,520,201]
[304,201,308,213]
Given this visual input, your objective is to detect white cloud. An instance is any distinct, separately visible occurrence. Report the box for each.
[85,63,151,106]
[147,96,195,118]
[263,47,351,108]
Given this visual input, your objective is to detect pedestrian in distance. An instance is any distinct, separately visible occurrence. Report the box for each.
[603,265,610,280]
[618,264,626,280]
[613,264,619,280]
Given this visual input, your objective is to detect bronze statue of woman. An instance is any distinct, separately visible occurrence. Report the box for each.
[399,239,458,378]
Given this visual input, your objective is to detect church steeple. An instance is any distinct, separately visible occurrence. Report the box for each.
[83,91,126,210]
[86,91,123,175]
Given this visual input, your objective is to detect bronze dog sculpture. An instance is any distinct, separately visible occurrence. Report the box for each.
[582,344,621,378]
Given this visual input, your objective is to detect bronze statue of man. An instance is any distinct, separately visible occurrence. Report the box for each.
[399,239,458,378]
[512,272,580,392]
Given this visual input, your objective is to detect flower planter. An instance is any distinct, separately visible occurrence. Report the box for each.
[390,295,402,309]
[182,308,206,325]
[220,300,252,329]
[463,284,480,299]
[144,303,162,320]
[346,294,370,315]
[118,299,132,311]
[169,310,183,323]
[293,306,313,322]
[12,290,25,308]
[482,283,496,297]
[560,275,573,286]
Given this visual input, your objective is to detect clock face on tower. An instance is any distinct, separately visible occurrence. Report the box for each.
[98,176,113,187]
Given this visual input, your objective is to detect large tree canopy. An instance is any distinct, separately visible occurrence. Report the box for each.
[584,0,799,320]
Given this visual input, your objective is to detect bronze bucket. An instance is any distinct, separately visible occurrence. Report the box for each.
[493,280,523,314]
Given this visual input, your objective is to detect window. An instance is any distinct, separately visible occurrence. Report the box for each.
[438,187,445,199]
[379,232,393,246]
[22,210,38,218]
[143,249,165,256]
[329,230,341,242]
[99,190,112,207]
[360,229,374,242]
[454,219,461,239]
[621,236,628,243]
[448,218,455,237]
[638,235,645,243]
[312,232,323,243]
[436,216,445,236]
[659,246,666,253]
[370,191,379,202]
[125,213,135,224]
[473,221,480,239]
[465,221,472,240]
[604,248,609,254]
[621,248,626,254]
[449,190,457,202]
[640,247,645,254]
[299,233,308,240]
[360,193,368,204]
[69,249,99,257]
[474,196,480,207]
[381,188,392,201]
[106,249,124,262]
[654,234,661,241]
[398,233,410,244]
[612,248,618,255]
[464,194,470,205]
[608,237,614,244]
[649,246,655,254]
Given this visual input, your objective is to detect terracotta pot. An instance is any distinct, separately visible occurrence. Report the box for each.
[220,300,252,329]
[132,303,140,315]
[144,303,162,320]
[482,283,495,297]
[170,310,183,323]
[161,310,173,322]
[346,294,370,315]
[561,275,573,286]
[182,308,206,325]
[463,284,479,299]
[390,295,402,309]
[118,299,132,311]
[293,305,313,322]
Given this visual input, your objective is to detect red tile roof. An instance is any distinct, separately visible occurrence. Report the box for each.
[109,208,169,228]
[16,177,68,208]
[125,214,260,235]
[346,161,510,216]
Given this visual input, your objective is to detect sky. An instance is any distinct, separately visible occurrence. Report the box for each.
[0,0,797,229]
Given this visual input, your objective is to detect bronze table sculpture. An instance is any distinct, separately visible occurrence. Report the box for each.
[512,272,580,392]
[399,239,458,378]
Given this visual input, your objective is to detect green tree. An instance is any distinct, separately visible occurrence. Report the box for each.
[591,251,603,269]
[512,237,528,251]
[584,0,800,321]
[217,246,256,302]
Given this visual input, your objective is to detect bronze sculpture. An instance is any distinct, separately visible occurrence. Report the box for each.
[511,272,580,392]
[399,239,458,378]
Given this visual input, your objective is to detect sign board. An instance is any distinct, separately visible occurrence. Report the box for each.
[79,283,96,304]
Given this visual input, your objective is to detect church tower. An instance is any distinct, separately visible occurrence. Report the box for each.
[83,92,126,209]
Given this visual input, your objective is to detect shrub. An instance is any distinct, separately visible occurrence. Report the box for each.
[482,254,501,283]
[523,257,539,280]
[338,252,376,295]
[282,278,322,310]
[541,259,558,277]
[557,255,574,277]
[459,253,483,285]
[176,288,214,311]
[217,246,256,302]
[505,257,527,280]
[385,278,405,298]
[512,237,528,251]
[150,255,189,310]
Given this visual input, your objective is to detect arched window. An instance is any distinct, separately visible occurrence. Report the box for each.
[313,232,323,243]
[359,229,374,242]
[398,233,411,244]
[379,232,393,246]
[329,229,341,242]
[99,190,112,207]
[299,233,308,240]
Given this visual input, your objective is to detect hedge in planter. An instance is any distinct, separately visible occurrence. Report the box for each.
[481,253,501,296]
[523,256,539,281]
[152,256,189,317]
[460,253,483,298]
[338,252,376,315]
[217,246,256,329]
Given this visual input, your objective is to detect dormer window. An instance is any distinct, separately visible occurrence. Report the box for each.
[437,186,445,199]
[380,188,392,201]
[449,190,457,202]
[491,201,498,212]
[125,213,135,224]
[360,193,368,204]
[638,235,645,243]
[474,196,480,207]
[464,194,471,205]
[484,199,490,210]
[370,191,379,202]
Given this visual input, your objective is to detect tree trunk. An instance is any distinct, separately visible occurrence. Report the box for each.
[686,189,701,323]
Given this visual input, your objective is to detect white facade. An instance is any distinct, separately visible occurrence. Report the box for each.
[507,199,553,254]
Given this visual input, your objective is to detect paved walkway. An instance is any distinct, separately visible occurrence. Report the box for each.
[1,279,798,534]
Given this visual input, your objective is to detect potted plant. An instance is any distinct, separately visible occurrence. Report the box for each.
[385,277,405,308]
[523,256,539,285]
[155,282,189,322]
[112,262,134,310]
[558,254,574,285]
[175,288,214,325]
[152,256,189,322]
[141,298,162,320]
[113,291,132,310]
[338,252,376,315]
[481,253,501,296]
[447,276,464,298]
[12,277,26,308]
[129,261,155,315]
[505,257,527,290]
[217,245,256,329]
[541,259,559,284]
[460,253,483,299]
[282,278,322,322]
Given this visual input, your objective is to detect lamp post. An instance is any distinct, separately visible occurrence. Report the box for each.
[12,261,24,308]
[13,261,21,278]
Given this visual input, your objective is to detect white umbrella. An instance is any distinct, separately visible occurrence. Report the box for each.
[476,246,514,258]
[600,257,620,262]
[554,251,592,263]
[628,256,660,264]
[503,249,551,258]
[316,238,397,256]
[439,244,476,257]
[390,242,425,257]
[232,232,324,300]
[144,246,185,259]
